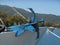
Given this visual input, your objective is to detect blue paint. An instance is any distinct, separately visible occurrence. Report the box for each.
[8,26,19,32]
[8,24,35,36]
[25,25,35,32]
[29,8,37,23]
[40,18,44,22]
[15,28,24,37]
[7,8,41,39]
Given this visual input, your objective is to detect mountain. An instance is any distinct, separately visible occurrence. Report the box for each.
[0,5,60,24]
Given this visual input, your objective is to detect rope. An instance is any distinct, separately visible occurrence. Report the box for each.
[47,29,60,39]
[11,7,26,19]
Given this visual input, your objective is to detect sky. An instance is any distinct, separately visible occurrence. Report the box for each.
[0,0,60,16]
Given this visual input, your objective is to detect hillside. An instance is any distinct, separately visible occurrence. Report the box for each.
[0,5,60,24]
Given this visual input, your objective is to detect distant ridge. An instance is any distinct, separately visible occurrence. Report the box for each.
[0,5,60,24]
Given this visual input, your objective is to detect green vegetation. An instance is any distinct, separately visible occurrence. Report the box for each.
[38,21,60,28]
[0,11,60,28]
[0,11,27,26]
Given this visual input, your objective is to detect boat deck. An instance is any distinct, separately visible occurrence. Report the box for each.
[0,27,47,45]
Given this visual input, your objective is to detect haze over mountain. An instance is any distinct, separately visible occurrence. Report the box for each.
[0,5,60,24]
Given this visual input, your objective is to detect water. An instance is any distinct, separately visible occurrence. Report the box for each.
[37,28,60,45]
